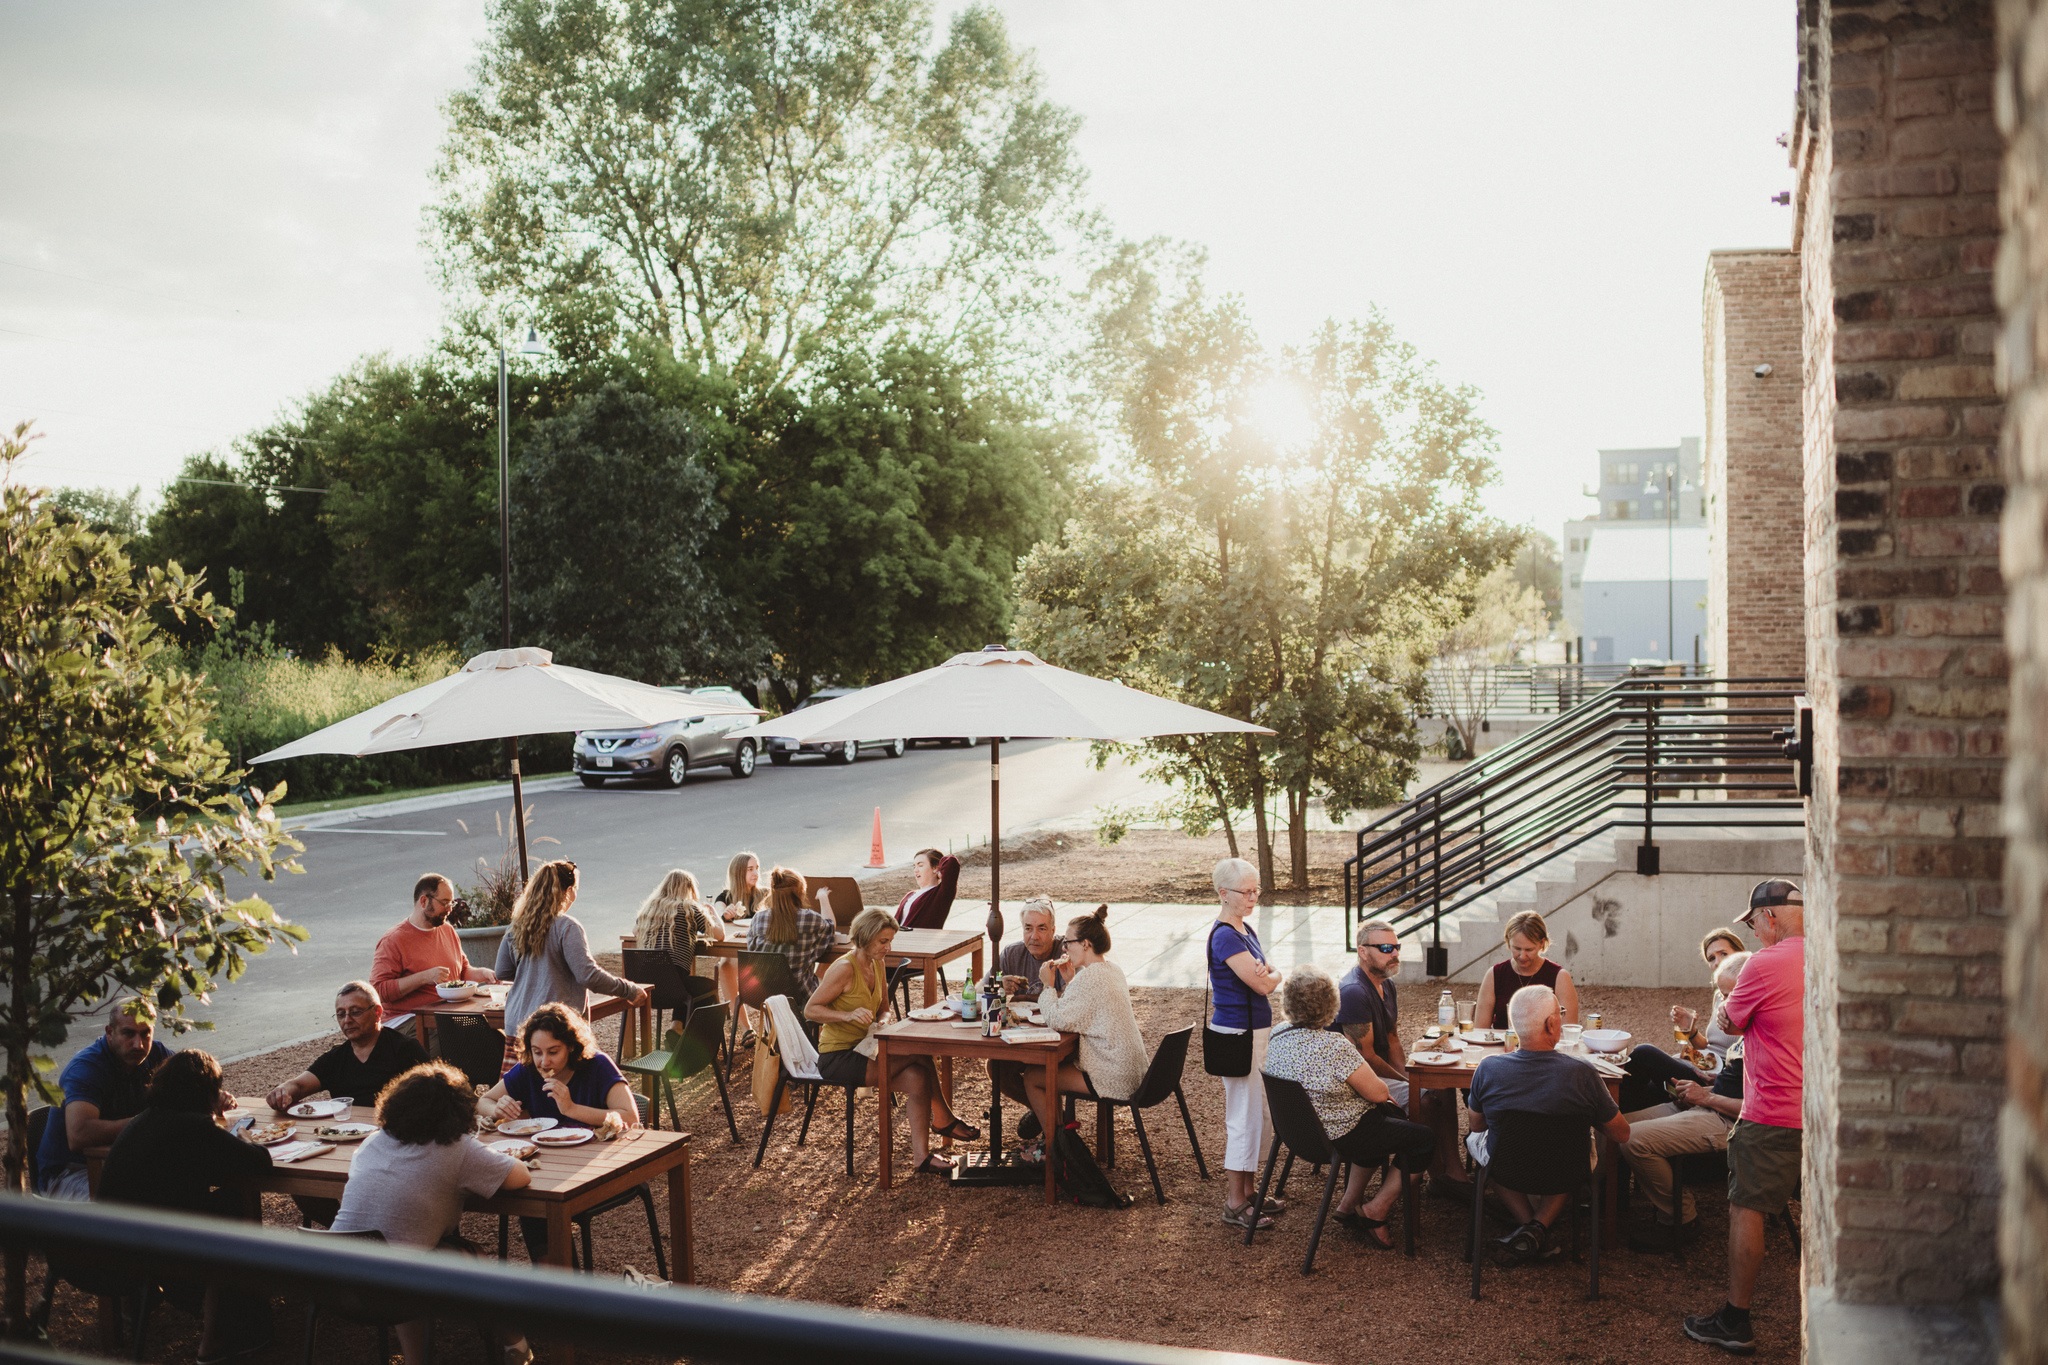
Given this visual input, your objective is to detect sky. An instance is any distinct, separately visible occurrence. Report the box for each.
[0,1,1795,544]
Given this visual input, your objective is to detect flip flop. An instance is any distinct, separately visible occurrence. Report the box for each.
[1334,1210,1394,1249]
[932,1118,981,1142]
[912,1153,955,1175]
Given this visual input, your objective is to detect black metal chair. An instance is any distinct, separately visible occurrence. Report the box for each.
[296,1228,417,1364]
[1246,1075,1413,1273]
[751,997,864,1178]
[1088,1027,1208,1204]
[623,1004,740,1141]
[726,950,806,1084]
[494,1095,668,1280]
[430,1013,509,1088]
[622,948,716,1045]
[1467,1111,1602,1301]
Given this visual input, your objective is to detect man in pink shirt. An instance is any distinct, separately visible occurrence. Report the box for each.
[371,874,499,1013]
[1684,879,1804,1355]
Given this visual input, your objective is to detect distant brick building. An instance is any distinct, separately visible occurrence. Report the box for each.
[1702,250,1805,680]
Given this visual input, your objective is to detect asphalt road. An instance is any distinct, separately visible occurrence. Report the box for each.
[96,739,1159,1068]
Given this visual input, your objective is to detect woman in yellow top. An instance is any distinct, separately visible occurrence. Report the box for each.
[804,907,978,1175]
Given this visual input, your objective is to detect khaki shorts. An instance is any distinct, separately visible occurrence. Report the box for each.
[1727,1118,1802,1212]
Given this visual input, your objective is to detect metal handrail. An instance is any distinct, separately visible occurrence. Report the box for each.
[1344,677,1805,958]
[0,1197,1295,1365]
[1421,661,1709,717]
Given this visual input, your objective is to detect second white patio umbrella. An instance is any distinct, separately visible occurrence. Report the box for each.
[252,646,759,879]
[737,646,1273,946]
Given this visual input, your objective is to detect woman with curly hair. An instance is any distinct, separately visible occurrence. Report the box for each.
[494,858,649,1034]
[482,1003,641,1262]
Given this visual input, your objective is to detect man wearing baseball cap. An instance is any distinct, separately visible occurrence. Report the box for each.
[1684,879,1804,1354]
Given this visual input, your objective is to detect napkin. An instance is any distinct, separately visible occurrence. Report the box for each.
[271,1141,336,1164]
[1002,1027,1062,1045]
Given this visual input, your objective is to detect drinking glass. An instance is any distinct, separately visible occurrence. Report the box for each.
[1456,1000,1476,1034]
[1561,1024,1583,1051]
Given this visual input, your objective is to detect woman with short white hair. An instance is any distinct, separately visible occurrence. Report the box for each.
[1209,857,1283,1230]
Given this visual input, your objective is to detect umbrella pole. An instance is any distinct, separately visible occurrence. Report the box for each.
[989,737,1000,927]
[506,736,530,884]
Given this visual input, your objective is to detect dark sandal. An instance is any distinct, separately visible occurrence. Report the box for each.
[1335,1210,1394,1248]
[912,1154,955,1175]
[932,1118,981,1142]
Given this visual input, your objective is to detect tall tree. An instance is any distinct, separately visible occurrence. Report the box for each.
[1019,254,1516,890]
[432,0,1090,388]
[0,425,303,1325]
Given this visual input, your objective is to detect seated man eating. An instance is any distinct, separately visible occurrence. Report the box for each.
[1466,983,1631,1265]
[266,980,430,1112]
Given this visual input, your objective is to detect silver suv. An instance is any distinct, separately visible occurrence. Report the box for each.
[574,686,761,787]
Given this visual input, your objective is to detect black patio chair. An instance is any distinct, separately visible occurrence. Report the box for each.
[1246,1075,1414,1273]
[751,997,864,1178]
[1467,1111,1601,1301]
[726,950,807,1084]
[623,1004,740,1142]
[430,1013,509,1089]
[494,1094,667,1280]
[622,948,716,1050]
[297,1228,417,1364]
[1088,1027,1208,1204]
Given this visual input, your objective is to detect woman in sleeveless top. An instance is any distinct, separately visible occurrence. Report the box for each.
[805,907,979,1175]
[1474,910,1580,1030]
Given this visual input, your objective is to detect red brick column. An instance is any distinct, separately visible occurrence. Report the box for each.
[1798,0,2006,1307]
[1704,250,1805,679]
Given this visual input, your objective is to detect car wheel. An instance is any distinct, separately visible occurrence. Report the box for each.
[837,740,859,764]
[662,748,689,787]
[769,752,792,766]
[887,738,906,758]
[579,774,606,788]
[730,740,757,778]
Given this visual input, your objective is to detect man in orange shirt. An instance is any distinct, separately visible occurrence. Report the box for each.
[371,874,498,1013]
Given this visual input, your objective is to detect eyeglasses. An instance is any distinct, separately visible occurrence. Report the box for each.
[1363,942,1400,955]
[335,1006,376,1021]
[1223,885,1260,900]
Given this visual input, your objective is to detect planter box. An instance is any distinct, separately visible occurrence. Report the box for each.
[455,924,509,967]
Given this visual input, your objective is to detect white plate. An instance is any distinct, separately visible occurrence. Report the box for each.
[1465,1029,1503,1045]
[310,1122,376,1143]
[289,1100,349,1120]
[1410,1051,1460,1067]
[532,1128,594,1147]
[246,1124,298,1146]
[495,1117,559,1137]
[488,1138,539,1158]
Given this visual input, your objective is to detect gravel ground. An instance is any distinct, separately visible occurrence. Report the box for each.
[37,980,1800,1364]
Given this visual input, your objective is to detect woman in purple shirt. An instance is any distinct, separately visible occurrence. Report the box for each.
[1211,858,1283,1230]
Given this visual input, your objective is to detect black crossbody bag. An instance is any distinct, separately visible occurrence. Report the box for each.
[1201,919,1255,1077]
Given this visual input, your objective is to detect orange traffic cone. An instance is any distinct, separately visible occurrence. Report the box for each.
[867,807,886,868]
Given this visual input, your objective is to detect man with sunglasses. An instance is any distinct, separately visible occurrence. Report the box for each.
[1334,920,1408,1103]
[1684,879,1805,1355]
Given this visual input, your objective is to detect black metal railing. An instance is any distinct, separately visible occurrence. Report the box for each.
[1345,676,1806,966]
[0,1196,1294,1365]
[1420,661,1709,718]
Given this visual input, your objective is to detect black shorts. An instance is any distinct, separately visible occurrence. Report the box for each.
[816,1047,871,1088]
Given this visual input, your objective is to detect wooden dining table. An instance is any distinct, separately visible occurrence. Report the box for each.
[871,1018,1076,1204]
[1404,1034,1627,1245]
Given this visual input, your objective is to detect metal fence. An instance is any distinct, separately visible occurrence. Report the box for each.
[1421,662,1709,718]
[0,1196,1294,1365]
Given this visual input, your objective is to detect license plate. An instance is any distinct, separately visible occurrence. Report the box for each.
[595,755,613,768]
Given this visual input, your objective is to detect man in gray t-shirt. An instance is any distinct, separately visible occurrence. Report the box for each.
[1466,984,1631,1263]
[990,900,1062,1135]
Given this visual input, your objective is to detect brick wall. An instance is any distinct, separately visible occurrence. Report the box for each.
[1704,250,1807,680]
[1798,0,2007,1309]
[1994,0,2048,1354]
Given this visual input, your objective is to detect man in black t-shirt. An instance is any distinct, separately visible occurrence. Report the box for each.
[265,981,429,1113]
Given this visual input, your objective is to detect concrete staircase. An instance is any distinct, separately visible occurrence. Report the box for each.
[1409,826,1803,989]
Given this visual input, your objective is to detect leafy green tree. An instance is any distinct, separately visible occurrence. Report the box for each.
[48,485,146,539]
[0,425,303,1318]
[431,0,1090,387]
[700,344,1073,706]
[1433,562,1549,757]
[468,379,746,682]
[1019,256,1516,890]
[1512,529,1562,624]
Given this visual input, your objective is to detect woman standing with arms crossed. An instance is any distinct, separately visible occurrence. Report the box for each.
[1210,857,1283,1230]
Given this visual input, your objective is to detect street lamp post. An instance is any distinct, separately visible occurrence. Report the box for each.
[497,327,548,883]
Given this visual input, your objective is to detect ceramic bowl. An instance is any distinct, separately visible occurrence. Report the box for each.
[1581,1028,1632,1054]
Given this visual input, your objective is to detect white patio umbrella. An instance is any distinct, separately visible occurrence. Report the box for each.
[251,646,760,879]
[737,646,1273,950]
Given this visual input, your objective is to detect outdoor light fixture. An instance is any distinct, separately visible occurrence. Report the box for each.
[1754,362,1774,378]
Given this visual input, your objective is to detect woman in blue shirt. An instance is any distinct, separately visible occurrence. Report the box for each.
[1210,857,1283,1230]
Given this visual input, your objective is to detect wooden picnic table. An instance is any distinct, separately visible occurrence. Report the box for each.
[693,924,986,1008]
[406,985,650,1061]
[871,1019,1076,1204]
[1404,1034,1626,1245]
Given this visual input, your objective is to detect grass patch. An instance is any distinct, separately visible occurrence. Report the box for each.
[274,777,513,818]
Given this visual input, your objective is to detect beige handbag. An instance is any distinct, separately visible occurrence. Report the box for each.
[751,1008,795,1118]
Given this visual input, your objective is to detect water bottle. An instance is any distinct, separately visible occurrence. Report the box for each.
[1437,989,1455,1032]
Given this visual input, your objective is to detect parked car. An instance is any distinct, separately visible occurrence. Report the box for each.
[763,688,907,765]
[573,686,761,787]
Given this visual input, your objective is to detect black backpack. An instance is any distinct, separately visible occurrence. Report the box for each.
[1053,1122,1132,1209]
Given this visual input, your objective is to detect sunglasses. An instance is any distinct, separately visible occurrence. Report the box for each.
[1363,943,1401,955]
